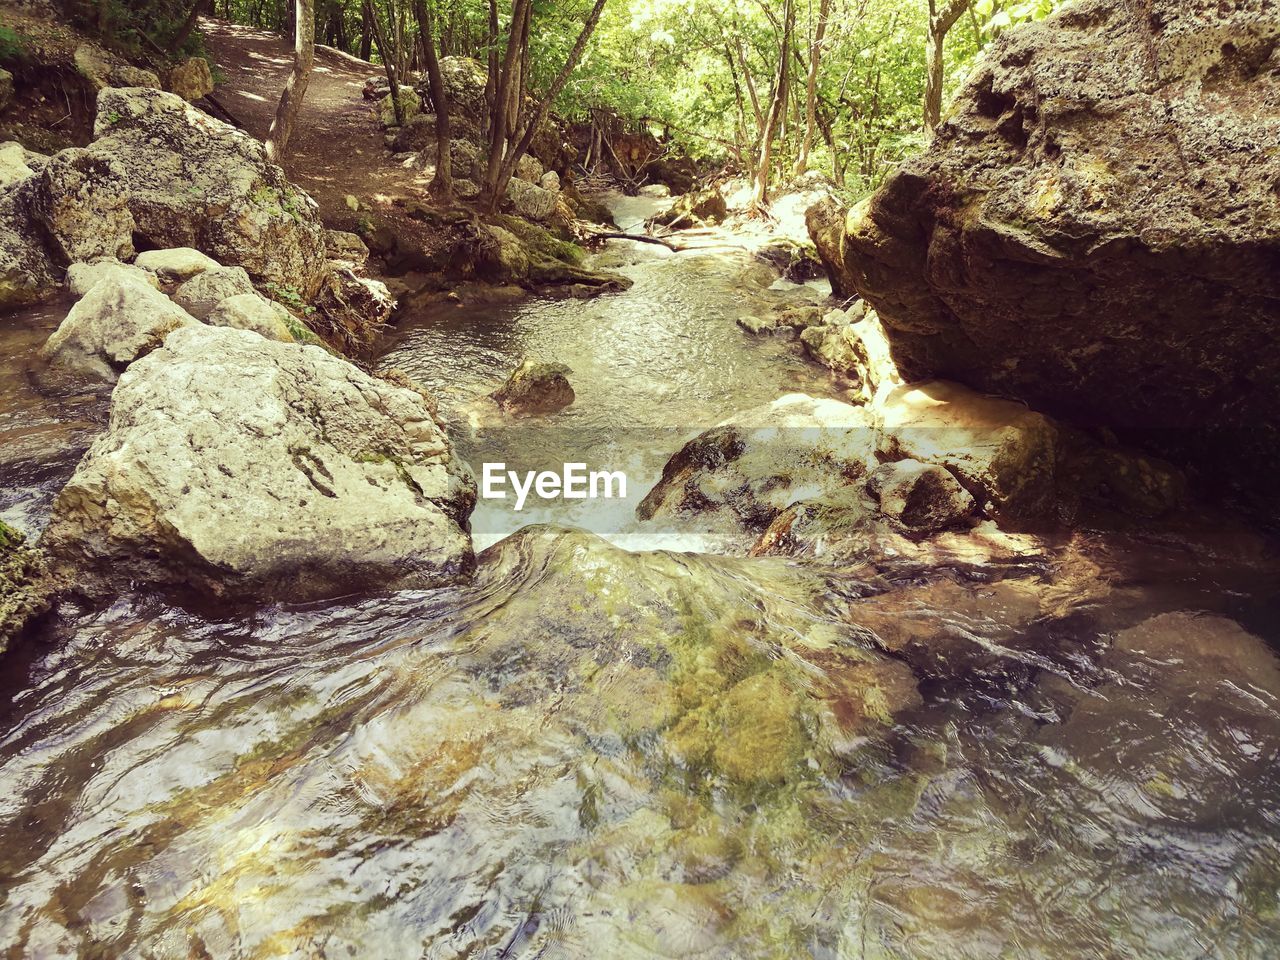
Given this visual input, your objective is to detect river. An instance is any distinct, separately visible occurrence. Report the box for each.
[1,199,1279,958]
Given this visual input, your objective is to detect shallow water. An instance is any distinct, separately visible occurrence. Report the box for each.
[2,204,1280,958]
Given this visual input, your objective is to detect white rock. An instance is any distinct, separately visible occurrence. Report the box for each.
[135,247,221,283]
[0,142,34,189]
[65,259,157,297]
[172,265,256,319]
[40,273,197,383]
[43,325,476,601]
[205,293,295,342]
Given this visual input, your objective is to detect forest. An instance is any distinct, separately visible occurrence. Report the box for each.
[1,0,1278,956]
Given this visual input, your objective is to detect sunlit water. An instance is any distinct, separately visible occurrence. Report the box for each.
[1,199,1279,958]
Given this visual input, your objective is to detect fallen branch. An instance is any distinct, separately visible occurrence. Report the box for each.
[584,229,677,250]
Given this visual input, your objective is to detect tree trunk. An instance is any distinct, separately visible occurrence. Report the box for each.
[359,3,373,59]
[483,0,533,197]
[751,0,793,210]
[925,0,970,133]
[365,0,403,126]
[484,0,609,210]
[265,0,315,162]
[166,0,208,55]
[793,0,829,176]
[413,0,453,200]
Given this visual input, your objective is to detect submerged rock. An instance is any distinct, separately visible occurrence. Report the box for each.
[40,272,197,384]
[491,358,575,416]
[43,325,476,602]
[827,0,1280,517]
[638,394,877,539]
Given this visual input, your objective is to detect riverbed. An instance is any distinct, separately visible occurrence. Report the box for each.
[1,203,1279,958]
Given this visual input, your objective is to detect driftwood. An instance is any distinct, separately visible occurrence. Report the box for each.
[584,229,677,250]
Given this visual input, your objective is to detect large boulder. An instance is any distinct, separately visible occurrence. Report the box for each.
[65,259,156,297]
[40,272,197,384]
[135,246,220,283]
[832,0,1280,516]
[42,325,476,602]
[172,264,256,319]
[85,87,328,297]
[637,394,878,540]
[205,293,294,341]
[32,148,135,263]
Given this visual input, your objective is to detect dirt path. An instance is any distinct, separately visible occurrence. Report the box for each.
[201,18,429,219]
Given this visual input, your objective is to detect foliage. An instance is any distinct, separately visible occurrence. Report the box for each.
[0,25,30,63]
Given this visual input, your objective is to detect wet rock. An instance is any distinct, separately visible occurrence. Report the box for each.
[43,324,476,602]
[638,394,877,540]
[205,292,294,342]
[833,0,1280,518]
[491,358,575,416]
[172,265,256,320]
[639,183,671,199]
[875,380,1058,524]
[481,215,630,293]
[736,314,777,336]
[0,521,50,656]
[755,237,823,283]
[33,148,135,263]
[505,176,557,222]
[40,272,197,383]
[134,246,220,283]
[870,459,975,536]
[65,259,157,297]
[1060,440,1187,520]
[165,56,213,101]
[89,87,328,297]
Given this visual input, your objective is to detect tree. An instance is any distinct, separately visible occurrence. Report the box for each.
[750,0,794,210]
[481,0,610,210]
[793,0,832,175]
[924,0,970,133]
[364,0,404,126]
[264,0,315,161]
[413,0,453,200]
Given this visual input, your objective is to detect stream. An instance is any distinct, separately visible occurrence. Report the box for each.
[1,197,1279,958]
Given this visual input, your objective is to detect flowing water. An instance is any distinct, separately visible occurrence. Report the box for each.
[2,202,1280,958]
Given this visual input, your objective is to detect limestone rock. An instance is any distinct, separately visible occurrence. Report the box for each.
[172,265,255,319]
[205,292,294,341]
[491,358,575,416]
[0,521,50,656]
[0,180,59,310]
[804,195,855,298]
[649,187,728,229]
[89,87,327,297]
[0,68,12,113]
[40,273,197,383]
[515,154,544,183]
[799,303,901,404]
[378,87,421,128]
[111,65,161,87]
[324,229,369,268]
[65,259,156,297]
[390,114,436,152]
[135,246,221,283]
[874,380,1058,523]
[869,459,975,536]
[33,148,135,263]
[0,142,36,189]
[833,0,1280,517]
[166,57,214,101]
[638,394,878,540]
[505,176,557,222]
[43,324,476,602]
[539,170,561,193]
